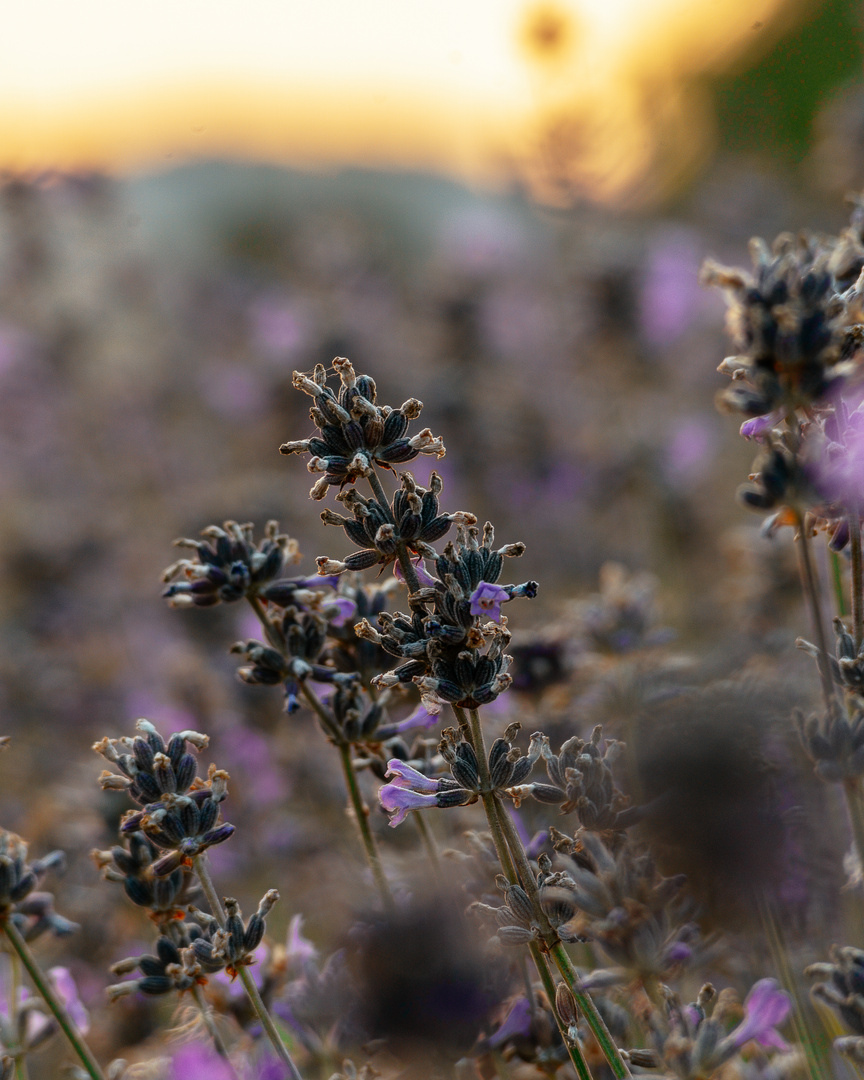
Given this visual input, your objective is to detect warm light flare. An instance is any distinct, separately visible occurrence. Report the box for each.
[0,0,804,202]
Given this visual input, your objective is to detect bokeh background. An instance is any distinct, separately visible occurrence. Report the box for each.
[3,0,864,1069]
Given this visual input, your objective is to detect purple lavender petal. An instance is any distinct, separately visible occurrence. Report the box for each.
[487,997,532,1048]
[729,979,791,1050]
[393,558,439,588]
[469,581,510,622]
[323,595,357,627]
[48,967,89,1034]
[171,1042,239,1080]
[384,759,440,792]
[378,783,438,826]
[394,704,440,734]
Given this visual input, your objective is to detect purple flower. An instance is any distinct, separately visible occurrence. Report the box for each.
[172,1042,239,1080]
[285,914,318,971]
[320,594,357,628]
[392,703,439,734]
[729,979,791,1051]
[469,581,510,622]
[379,783,439,826]
[385,759,440,792]
[740,411,781,441]
[487,997,532,1048]
[393,557,438,588]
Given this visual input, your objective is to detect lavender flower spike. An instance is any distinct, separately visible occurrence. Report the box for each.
[729,979,791,1051]
[379,783,439,826]
[470,581,510,622]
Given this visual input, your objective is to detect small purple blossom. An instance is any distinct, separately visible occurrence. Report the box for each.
[392,703,439,735]
[487,996,533,1048]
[393,557,438,588]
[470,581,510,622]
[729,979,791,1051]
[740,411,781,441]
[384,759,440,792]
[320,594,357,627]
[379,783,439,826]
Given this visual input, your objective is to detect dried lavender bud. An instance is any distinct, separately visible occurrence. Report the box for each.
[282,359,445,497]
[702,232,859,418]
[107,933,200,1000]
[808,945,864,1035]
[795,704,864,780]
[0,831,75,941]
[92,832,190,916]
[317,471,474,576]
[162,520,301,607]
[511,727,641,831]
[95,721,234,875]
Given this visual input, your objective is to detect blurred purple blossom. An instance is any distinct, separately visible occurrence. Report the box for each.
[728,979,791,1051]
[487,997,532,1048]
[639,229,703,345]
[393,558,438,588]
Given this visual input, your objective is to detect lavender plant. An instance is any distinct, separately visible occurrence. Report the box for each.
[20,199,864,1079]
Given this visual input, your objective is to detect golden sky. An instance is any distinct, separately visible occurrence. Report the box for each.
[0,0,797,200]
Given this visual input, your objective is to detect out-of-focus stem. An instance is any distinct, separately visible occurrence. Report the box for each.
[0,921,104,1080]
[335,741,395,910]
[9,951,27,1080]
[247,596,392,909]
[843,779,864,884]
[794,510,838,717]
[831,551,849,618]
[459,706,613,1079]
[413,812,441,875]
[192,856,304,1080]
[491,800,631,1079]
[851,511,863,652]
[192,984,238,1075]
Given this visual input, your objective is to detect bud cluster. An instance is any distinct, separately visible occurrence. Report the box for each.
[280,358,445,499]
[94,720,234,876]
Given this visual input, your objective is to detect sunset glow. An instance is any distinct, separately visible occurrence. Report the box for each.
[1,0,801,200]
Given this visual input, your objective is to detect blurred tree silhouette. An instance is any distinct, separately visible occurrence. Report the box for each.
[711,0,862,159]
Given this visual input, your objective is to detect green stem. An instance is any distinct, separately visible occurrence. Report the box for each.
[492,801,630,1078]
[248,597,392,910]
[192,856,304,1080]
[335,741,395,910]
[843,779,864,883]
[0,921,104,1080]
[794,510,838,718]
[192,984,238,1075]
[831,551,849,618]
[460,707,612,1078]
[529,943,594,1080]
[412,812,441,876]
[851,511,863,652]
[9,951,27,1080]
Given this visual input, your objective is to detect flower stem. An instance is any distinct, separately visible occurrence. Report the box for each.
[192,983,238,1076]
[412,812,441,876]
[460,707,624,1078]
[192,856,304,1080]
[851,511,863,652]
[247,597,393,910]
[0,920,104,1080]
[8,951,27,1080]
[529,942,594,1080]
[843,779,864,882]
[491,799,631,1079]
[831,550,849,618]
[794,510,838,717]
[335,740,395,910]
